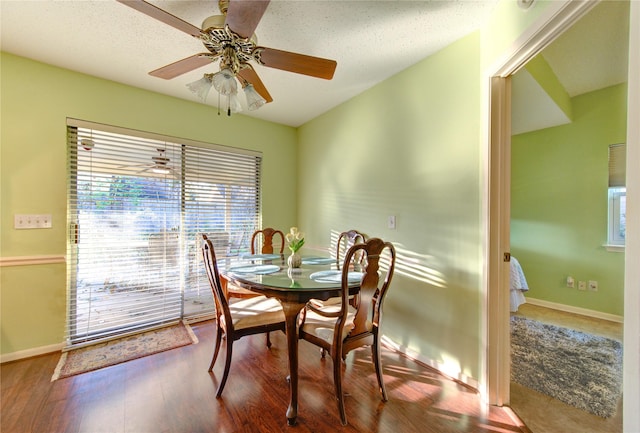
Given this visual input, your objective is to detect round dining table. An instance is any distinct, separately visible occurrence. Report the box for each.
[219,253,360,426]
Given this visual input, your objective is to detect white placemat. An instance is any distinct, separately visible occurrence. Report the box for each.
[228,264,281,275]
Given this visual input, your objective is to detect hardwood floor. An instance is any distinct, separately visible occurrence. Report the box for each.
[1,320,530,433]
[509,303,624,433]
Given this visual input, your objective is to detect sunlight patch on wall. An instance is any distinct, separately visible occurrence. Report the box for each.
[328,231,447,288]
[392,244,447,288]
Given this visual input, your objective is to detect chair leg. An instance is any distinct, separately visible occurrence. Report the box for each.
[332,352,347,425]
[208,324,223,372]
[266,332,272,348]
[372,335,388,401]
[216,335,234,398]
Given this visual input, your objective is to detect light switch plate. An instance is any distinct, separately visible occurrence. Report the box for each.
[387,215,396,229]
[14,214,52,229]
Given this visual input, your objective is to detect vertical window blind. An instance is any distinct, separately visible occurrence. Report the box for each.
[608,143,626,187]
[66,119,261,347]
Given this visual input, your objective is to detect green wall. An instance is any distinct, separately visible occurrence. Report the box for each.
[1,0,567,389]
[481,0,559,64]
[296,0,563,385]
[0,52,297,355]
[298,33,484,381]
[511,84,627,316]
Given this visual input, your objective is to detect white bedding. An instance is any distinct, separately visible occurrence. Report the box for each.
[510,256,529,312]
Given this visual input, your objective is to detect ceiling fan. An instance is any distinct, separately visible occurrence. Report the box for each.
[114,148,176,177]
[146,148,174,175]
[117,0,337,114]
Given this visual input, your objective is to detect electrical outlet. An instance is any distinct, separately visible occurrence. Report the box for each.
[566,276,575,288]
[588,280,598,291]
[578,281,587,291]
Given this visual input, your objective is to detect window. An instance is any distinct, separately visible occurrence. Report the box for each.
[608,187,626,245]
[607,144,626,249]
[66,119,261,346]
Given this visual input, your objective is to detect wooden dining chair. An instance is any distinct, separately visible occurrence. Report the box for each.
[299,237,396,425]
[201,234,286,398]
[335,229,367,269]
[226,227,286,300]
[251,227,285,254]
[228,227,285,346]
[310,229,367,315]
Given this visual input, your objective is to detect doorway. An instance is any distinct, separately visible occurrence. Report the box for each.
[505,3,629,429]
[486,1,639,430]
[486,0,627,410]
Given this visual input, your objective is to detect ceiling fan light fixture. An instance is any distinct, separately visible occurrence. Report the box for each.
[244,83,266,111]
[152,166,172,175]
[212,68,238,96]
[228,92,243,115]
[186,74,213,102]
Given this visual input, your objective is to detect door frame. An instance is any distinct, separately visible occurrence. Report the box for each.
[485,0,599,406]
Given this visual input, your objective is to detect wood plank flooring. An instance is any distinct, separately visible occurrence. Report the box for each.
[2,320,529,433]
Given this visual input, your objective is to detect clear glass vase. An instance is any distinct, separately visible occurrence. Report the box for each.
[287,251,302,268]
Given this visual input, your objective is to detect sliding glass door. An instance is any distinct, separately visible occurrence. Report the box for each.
[66,121,261,346]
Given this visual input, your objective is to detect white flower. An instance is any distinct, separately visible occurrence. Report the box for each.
[285,227,305,252]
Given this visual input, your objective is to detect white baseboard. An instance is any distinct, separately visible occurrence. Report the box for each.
[525,297,624,323]
[1,343,63,364]
[381,335,479,391]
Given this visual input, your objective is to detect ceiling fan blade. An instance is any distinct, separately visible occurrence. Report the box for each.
[149,54,217,79]
[257,48,337,80]
[237,65,273,103]
[117,0,201,37]
[225,0,270,39]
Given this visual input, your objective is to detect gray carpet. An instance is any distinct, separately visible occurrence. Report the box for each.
[510,316,623,418]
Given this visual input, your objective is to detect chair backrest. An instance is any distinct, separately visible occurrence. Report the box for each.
[251,228,285,254]
[336,230,367,269]
[206,231,230,258]
[201,234,232,327]
[341,238,395,346]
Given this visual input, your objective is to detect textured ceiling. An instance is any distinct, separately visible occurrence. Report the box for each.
[1,1,629,130]
[0,0,499,127]
[511,1,629,135]
[542,0,629,98]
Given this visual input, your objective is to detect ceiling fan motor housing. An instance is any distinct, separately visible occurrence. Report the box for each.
[152,149,170,166]
[201,17,259,73]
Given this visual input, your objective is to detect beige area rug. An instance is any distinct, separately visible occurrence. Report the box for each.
[51,322,198,381]
[510,316,622,418]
